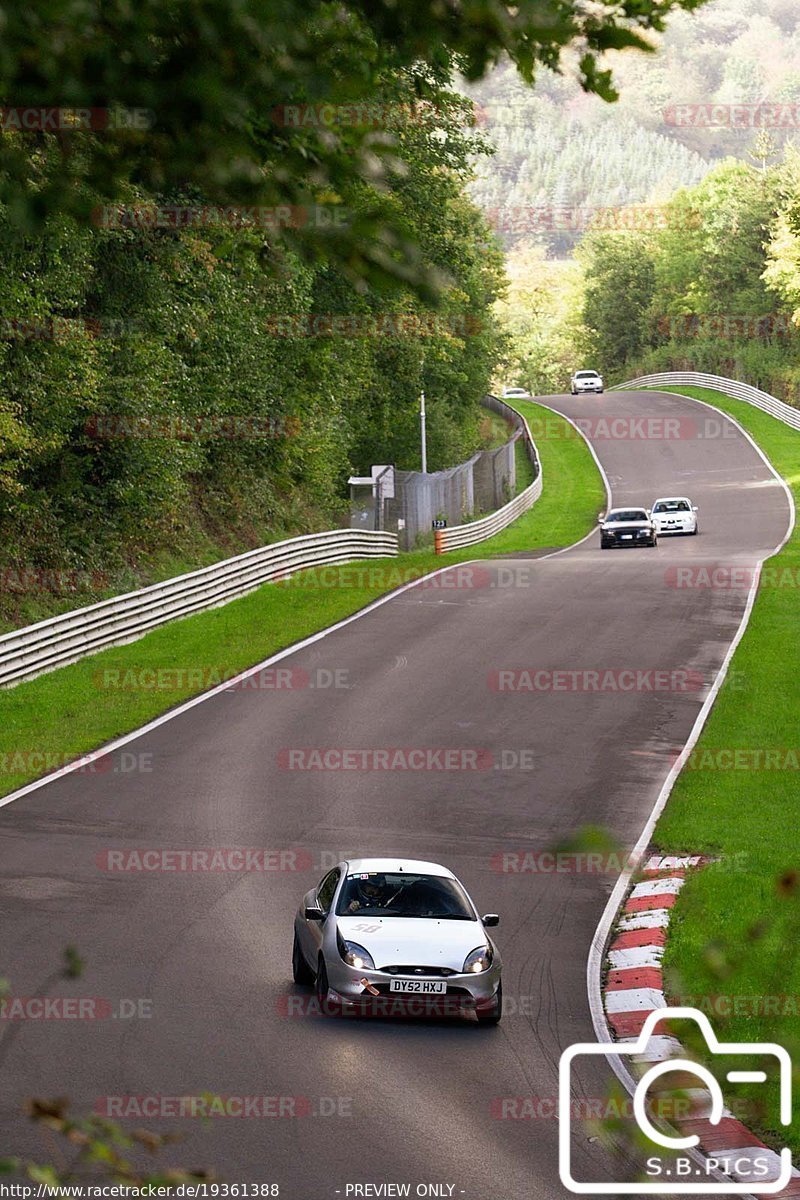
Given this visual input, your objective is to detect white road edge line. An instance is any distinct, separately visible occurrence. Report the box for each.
[0,401,606,812]
[584,385,796,1194]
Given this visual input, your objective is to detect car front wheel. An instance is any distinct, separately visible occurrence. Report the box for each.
[477,982,503,1026]
[292,930,314,985]
[316,957,333,1014]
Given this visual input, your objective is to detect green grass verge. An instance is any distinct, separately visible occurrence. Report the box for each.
[633,384,800,1153]
[0,399,603,799]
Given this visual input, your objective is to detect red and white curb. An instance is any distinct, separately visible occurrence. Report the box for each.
[602,854,799,1196]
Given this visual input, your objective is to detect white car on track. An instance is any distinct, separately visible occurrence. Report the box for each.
[501,386,530,399]
[570,369,604,395]
[651,496,699,536]
[293,857,503,1023]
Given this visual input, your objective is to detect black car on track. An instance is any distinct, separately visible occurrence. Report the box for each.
[599,507,658,549]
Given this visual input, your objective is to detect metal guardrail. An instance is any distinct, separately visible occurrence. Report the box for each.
[0,529,398,688]
[616,371,800,432]
[435,395,542,552]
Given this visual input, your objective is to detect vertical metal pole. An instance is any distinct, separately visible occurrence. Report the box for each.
[420,390,427,474]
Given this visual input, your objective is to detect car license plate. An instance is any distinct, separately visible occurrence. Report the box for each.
[621,534,633,539]
[389,979,447,994]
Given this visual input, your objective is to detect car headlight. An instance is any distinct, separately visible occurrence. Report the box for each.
[337,934,375,971]
[463,945,493,973]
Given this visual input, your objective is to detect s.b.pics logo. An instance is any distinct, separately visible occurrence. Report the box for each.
[558,1008,792,1193]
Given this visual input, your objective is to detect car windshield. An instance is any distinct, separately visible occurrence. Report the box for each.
[336,872,476,920]
[606,510,647,522]
[653,500,690,513]
[576,371,599,378]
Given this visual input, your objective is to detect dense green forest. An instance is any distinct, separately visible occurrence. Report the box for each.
[0,73,505,625]
[498,151,800,402]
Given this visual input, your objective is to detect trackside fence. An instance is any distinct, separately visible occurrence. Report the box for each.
[435,395,542,552]
[616,372,800,432]
[0,530,398,688]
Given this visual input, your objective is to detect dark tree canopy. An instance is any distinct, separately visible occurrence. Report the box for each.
[0,0,709,284]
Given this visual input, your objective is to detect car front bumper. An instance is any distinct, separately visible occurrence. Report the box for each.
[600,531,655,546]
[654,521,695,534]
[323,957,502,1013]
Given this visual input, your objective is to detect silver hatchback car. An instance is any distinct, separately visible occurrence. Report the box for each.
[292,857,503,1023]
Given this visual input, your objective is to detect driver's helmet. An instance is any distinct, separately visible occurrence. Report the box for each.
[354,874,386,906]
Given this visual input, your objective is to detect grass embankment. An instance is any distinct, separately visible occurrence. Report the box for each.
[0,399,603,799]
[636,385,800,1152]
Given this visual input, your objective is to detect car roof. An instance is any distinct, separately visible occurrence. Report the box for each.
[343,857,455,878]
[575,369,600,374]
[607,506,647,515]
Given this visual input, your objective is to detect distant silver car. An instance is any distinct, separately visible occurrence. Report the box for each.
[570,369,604,395]
[292,857,503,1023]
[651,496,699,536]
[501,386,530,399]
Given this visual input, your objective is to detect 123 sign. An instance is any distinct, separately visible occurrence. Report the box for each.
[432,518,447,530]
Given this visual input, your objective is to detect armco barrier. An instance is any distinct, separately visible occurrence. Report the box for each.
[0,529,398,688]
[435,396,542,552]
[616,371,800,432]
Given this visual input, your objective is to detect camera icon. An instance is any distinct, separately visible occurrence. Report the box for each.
[559,1006,792,1193]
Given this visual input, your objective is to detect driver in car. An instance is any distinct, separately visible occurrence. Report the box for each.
[346,875,388,912]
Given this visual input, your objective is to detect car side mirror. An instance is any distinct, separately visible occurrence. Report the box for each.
[597,513,605,522]
[693,506,699,512]
[304,905,324,921]
[482,913,500,927]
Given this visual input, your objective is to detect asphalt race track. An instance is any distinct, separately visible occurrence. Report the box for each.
[0,390,791,1198]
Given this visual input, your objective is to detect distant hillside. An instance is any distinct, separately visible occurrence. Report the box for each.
[466,0,800,254]
[468,78,710,254]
